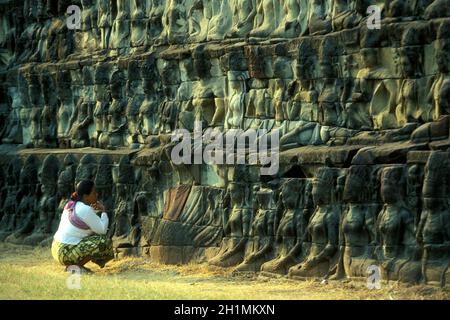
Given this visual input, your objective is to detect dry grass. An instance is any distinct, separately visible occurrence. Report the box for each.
[0,242,448,300]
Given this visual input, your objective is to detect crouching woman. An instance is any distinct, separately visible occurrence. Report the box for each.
[52,180,114,273]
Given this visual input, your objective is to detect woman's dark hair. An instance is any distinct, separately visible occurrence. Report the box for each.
[70,180,95,202]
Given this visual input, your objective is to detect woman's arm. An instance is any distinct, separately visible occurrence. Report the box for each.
[78,203,109,235]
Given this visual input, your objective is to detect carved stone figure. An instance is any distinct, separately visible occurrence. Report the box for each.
[56,70,74,148]
[234,188,276,272]
[23,155,59,245]
[249,0,282,38]
[424,0,450,19]
[226,0,257,39]
[225,71,248,129]
[17,72,32,146]
[416,152,450,286]
[332,165,379,279]
[28,5,53,62]
[318,59,343,127]
[110,0,131,49]
[107,71,127,149]
[288,40,319,122]
[40,72,58,147]
[54,154,77,234]
[112,156,139,257]
[407,164,424,227]
[308,0,332,36]
[79,0,98,51]
[0,157,22,241]
[75,154,97,185]
[261,179,309,275]
[69,67,94,148]
[26,72,44,147]
[2,84,23,145]
[427,23,450,121]
[93,62,111,148]
[131,0,148,47]
[139,58,160,141]
[209,182,252,267]
[207,0,232,41]
[69,96,93,148]
[289,168,341,279]
[395,28,427,126]
[15,3,40,63]
[52,1,75,60]
[344,48,376,129]
[376,166,421,283]
[148,0,166,39]
[346,47,397,130]
[98,0,112,49]
[246,85,271,120]
[126,62,145,148]
[95,155,115,236]
[187,0,208,42]
[5,155,39,245]
[331,0,366,32]
[271,0,307,38]
[159,86,179,134]
[159,0,188,44]
[271,79,286,125]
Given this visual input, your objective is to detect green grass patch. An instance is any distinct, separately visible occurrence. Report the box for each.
[0,243,448,300]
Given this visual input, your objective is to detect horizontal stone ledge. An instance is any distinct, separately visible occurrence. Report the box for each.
[279,145,364,167]
[407,150,435,164]
[351,141,430,165]
[14,147,140,164]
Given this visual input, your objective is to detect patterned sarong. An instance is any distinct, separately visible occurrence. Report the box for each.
[51,235,114,267]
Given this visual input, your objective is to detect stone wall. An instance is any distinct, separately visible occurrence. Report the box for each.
[0,0,449,286]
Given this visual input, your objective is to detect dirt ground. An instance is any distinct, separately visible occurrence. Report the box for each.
[0,243,448,300]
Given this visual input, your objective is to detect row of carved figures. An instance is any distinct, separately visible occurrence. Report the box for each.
[0,150,449,285]
[2,0,450,63]
[0,153,162,251]
[2,20,450,149]
[208,153,450,286]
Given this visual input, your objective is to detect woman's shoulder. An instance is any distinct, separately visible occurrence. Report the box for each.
[75,201,94,214]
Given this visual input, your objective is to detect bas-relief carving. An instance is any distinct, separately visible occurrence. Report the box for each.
[79,0,99,51]
[332,165,380,280]
[0,157,22,241]
[261,179,311,275]
[110,0,131,49]
[40,72,58,148]
[159,0,188,45]
[23,155,59,246]
[209,182,252,267]
[4,155,39,245]
[56,70,75,148]
[226,0,257,39]
[376,165,421,283]
[289,168,341,279]
[112,156,139,257]
[3,85,23,145]
[225,71,248,130]
[131,0,149,48]
[207,0,233,41]
[0,0,449,286]
[234,188,276,272]
[417,152,450,286]
[98,0,112,49]
[428,23,450,121]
